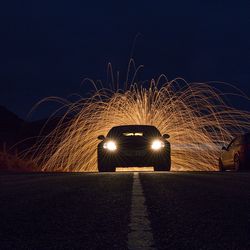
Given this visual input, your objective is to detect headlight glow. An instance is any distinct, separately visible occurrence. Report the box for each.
[151,139,165,150]
[103,141,117,151]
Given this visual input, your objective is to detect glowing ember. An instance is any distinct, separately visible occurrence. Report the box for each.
[26,63,250,172]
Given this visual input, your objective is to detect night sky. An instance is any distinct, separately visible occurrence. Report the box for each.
[1,0,250,120]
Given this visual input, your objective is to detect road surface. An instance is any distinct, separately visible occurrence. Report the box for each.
[1,172,250,249]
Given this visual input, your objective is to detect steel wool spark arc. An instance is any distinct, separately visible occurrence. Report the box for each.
[27,66,250,172]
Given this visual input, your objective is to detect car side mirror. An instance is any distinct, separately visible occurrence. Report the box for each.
[163,134,170,139]
[97,135,105,140]
[222,146,227,151]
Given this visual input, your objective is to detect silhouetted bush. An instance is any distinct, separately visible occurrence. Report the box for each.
[0,147,41,172]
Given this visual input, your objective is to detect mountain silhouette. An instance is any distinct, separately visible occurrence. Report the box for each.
[0,105,66,152]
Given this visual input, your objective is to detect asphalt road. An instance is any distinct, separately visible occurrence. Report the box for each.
[1,172,250,249]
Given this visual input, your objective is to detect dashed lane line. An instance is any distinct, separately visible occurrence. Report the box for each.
[127,172,156,250]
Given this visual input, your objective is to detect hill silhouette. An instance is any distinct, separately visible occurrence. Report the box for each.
[0,105,64,152]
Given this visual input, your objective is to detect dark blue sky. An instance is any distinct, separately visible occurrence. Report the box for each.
[1,0,250,120]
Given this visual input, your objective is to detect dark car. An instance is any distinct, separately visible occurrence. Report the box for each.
[97,125,171,172]
[219,133,250,171]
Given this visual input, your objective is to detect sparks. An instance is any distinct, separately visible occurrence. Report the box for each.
[26,62,250,172]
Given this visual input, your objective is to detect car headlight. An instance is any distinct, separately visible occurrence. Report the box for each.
[103,141,117,151]
[151,139,165,150]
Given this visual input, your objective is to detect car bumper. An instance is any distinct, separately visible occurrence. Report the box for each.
[101,150,170,167]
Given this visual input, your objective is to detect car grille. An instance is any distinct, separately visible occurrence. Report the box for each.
[123,150,147,157]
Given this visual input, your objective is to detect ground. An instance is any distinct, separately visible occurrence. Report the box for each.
[0,172,250,249]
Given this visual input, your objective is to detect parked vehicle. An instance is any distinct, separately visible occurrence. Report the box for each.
[219,133,250,171]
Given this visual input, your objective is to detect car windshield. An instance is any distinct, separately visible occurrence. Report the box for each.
[122,132,144,136]
[107,125,161,138]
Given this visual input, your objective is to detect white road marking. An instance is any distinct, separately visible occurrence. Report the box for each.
[128,173,156,250]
